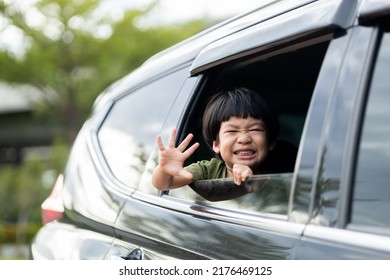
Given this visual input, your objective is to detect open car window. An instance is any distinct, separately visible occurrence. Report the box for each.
[168,36,330,215]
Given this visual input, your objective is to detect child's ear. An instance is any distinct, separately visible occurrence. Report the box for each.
[212,141,220,154]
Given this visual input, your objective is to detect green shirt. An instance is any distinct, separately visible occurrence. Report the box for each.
[184,158,227,181]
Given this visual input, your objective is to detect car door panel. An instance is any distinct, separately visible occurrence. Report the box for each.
[113,194,304,260]
[298,225,390,259]
[31,221,114,260]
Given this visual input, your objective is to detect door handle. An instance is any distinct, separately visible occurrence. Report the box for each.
[122,248,143,260]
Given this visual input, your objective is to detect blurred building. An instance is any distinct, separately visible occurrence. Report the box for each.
[0,83,59,165]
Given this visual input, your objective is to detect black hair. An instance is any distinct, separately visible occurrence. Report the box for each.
[202,87,279,147]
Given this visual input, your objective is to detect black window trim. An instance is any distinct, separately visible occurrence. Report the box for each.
[190,0,356,75]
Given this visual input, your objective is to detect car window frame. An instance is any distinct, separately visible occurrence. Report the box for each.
[160,34,338,221]
[189,0,357,75]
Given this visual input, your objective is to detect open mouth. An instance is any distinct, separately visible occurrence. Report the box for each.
[234,149,256,157]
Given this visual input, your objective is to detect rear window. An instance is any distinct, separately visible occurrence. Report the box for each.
[98,68,188,190]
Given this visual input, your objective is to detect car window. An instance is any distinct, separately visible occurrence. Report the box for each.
[175,173,292,214]
[169,39,330,215]
[350,25,390,231]
[97,68,188,190]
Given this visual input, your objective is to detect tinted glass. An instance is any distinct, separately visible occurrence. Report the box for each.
[98,68,187,188]
[351,28,390,229]
[172,173,292,214]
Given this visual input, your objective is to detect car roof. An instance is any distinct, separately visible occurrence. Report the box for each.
[92,0,390,111]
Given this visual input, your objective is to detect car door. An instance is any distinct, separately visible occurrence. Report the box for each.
[112,76,304,260]
[297,1,390,259]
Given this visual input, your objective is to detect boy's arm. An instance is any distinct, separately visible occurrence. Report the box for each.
[152,165,193,190]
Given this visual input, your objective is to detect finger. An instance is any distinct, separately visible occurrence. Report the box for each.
[240,170,249,182]
[177,133,194,152]
[233,172,242,185]
[239,170,250,184]
[234,176,241,186]
[239,170,252,186]
[182,142,199,158]
[168,128,177,148]
[156,135,165,151]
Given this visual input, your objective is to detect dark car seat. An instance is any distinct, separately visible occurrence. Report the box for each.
[263,139,297,173]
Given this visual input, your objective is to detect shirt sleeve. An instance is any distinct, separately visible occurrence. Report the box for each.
[184,158,227,181]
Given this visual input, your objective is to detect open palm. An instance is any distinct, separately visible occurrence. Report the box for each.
[156,128,199,179]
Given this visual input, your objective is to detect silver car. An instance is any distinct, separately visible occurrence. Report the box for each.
[32,0,390,260]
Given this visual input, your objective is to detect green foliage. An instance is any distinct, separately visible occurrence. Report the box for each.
[0,0,209,145]
[0,139,69,245]
[0,221,41,244]
[0,0,209,248]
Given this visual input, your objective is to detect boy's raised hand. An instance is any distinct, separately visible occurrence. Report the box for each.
[156,128,199,179]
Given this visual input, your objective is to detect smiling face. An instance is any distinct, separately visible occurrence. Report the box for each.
[212,116,275,175]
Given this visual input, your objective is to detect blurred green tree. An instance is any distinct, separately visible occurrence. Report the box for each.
[0,137,70,247]
[0,0,208,144]
[0,0,209,251]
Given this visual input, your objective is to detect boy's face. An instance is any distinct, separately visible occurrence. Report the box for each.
[212,116,274,173]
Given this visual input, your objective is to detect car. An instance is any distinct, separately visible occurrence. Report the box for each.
[31,0,390,260]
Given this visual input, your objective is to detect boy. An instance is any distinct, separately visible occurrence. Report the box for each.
[152,87,279,190]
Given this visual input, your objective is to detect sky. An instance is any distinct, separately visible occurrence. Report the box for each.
[100,0,262,25]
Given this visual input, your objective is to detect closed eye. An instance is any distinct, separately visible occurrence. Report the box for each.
[250,128,266,133]
[224,130,239,134]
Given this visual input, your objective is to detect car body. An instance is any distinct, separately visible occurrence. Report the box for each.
[31,0,390,260]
